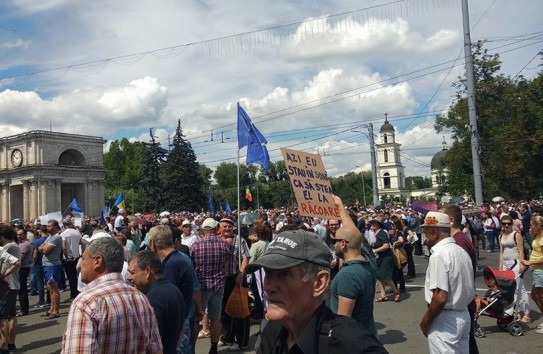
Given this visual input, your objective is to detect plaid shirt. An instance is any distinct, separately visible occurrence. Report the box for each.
[225,236,250,277]
[61,273,162,354]
[190,234,231,291]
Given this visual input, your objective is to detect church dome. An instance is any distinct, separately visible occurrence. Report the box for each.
[431,149,448,170]
[379,120,395,134]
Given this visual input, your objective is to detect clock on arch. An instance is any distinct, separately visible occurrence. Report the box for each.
[11,149,23,167]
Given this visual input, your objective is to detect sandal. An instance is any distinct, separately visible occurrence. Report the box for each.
[40,312,52,317]
[520,315,531,324]
[45,313,60,320]
[394,293,401,302]
[375,296,388,302]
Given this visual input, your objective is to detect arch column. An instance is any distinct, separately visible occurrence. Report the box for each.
[22,180,30,221]
[55,179,62,213]
[30,180,39,220]
[0,184,9,223]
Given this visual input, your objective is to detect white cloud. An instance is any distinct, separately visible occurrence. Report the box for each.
[8,0,69,14]
[0,76,168,134]
[0,38,31,50]
[1,0,542,180]
[283,17,459,60]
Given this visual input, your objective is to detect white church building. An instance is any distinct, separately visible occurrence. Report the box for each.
[375,116,449,202]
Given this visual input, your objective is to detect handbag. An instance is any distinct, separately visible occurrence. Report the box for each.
[393,245,408,268]
[225,284,250,319]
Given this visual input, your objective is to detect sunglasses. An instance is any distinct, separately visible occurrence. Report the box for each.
[332,238,349,244]
[502,222,512,226]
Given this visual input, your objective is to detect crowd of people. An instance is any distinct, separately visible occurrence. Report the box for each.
[0,198,542,353]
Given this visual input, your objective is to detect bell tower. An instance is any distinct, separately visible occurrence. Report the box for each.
[375,114,407,198]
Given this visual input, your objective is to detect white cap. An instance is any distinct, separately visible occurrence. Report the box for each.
[181,219,192,226]
[202,218,218,230]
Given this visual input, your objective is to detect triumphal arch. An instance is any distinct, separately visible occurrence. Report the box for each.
[0,130,106,222]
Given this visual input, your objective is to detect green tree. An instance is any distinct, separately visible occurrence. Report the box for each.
[161,120,204,211]
[140,129,167,212]
[405,176,432,190]
[259,161,295,208]
[199,164,213,191]
[330,171,372,206]
[213,162,254,209]
[103,138,145,210]
[435,42,543,200]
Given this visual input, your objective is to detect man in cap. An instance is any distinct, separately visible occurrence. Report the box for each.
[218,218,250,351]
[180,219,198,248]
[247,229,387,354]
[440,205,479,354]
[420,211,475,354]
[190,218,230,354]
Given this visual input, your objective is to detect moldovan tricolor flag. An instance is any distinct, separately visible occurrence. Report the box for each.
[245,186,253,202]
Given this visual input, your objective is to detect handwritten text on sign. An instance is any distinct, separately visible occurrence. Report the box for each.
[281,148,339,219]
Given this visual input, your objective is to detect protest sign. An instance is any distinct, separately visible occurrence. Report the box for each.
[281,148,340,219]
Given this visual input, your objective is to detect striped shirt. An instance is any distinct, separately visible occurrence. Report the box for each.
[226,237,250,277]
[61,273,162,354]
[190,234,230,291]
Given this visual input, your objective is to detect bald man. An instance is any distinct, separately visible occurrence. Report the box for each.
[329,195,379,340]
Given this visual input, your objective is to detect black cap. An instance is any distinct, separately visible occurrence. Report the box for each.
[245,230,332,273]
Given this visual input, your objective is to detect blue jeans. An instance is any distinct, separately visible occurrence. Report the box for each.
[177,317,194,354]
[34,264,49,304]
[485,231,495,251]
[30,264,38,294]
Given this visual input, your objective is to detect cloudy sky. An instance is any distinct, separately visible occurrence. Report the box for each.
[1,0,542,178]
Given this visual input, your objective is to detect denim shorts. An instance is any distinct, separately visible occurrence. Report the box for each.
[533,270,543,288]
[43,264,63,284]
[201,289,224,320]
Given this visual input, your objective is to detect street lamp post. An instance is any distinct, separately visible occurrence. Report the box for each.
[356,166,367,206]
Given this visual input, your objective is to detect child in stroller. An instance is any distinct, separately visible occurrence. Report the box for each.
[474,271,504,314]
[474,266,525,337]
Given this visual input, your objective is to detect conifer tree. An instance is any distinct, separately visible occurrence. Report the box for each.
[161,119,204,211]
[140,129,167,212]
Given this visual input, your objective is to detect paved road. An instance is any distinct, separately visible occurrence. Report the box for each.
[15,251,543,353]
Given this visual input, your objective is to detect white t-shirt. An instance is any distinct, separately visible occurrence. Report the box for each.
[0,245,21,290]
[114,215,124,229]
[181,234,198,248]
[61,228,82,258]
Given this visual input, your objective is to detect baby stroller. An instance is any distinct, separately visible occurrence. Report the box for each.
[474,262,528,337]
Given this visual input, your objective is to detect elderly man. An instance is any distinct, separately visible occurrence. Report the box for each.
[190,218,230,354]
[219,218,250,351]
[128,251,186,354]
[246,229,387,353]
[420,211,475,354]
[62,237,162,354]
[440,205,479,354]
[180,219,198,248]
[330,196,378,339]
[148,225,194,318]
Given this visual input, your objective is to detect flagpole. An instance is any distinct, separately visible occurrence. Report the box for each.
[237,148,242,271]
